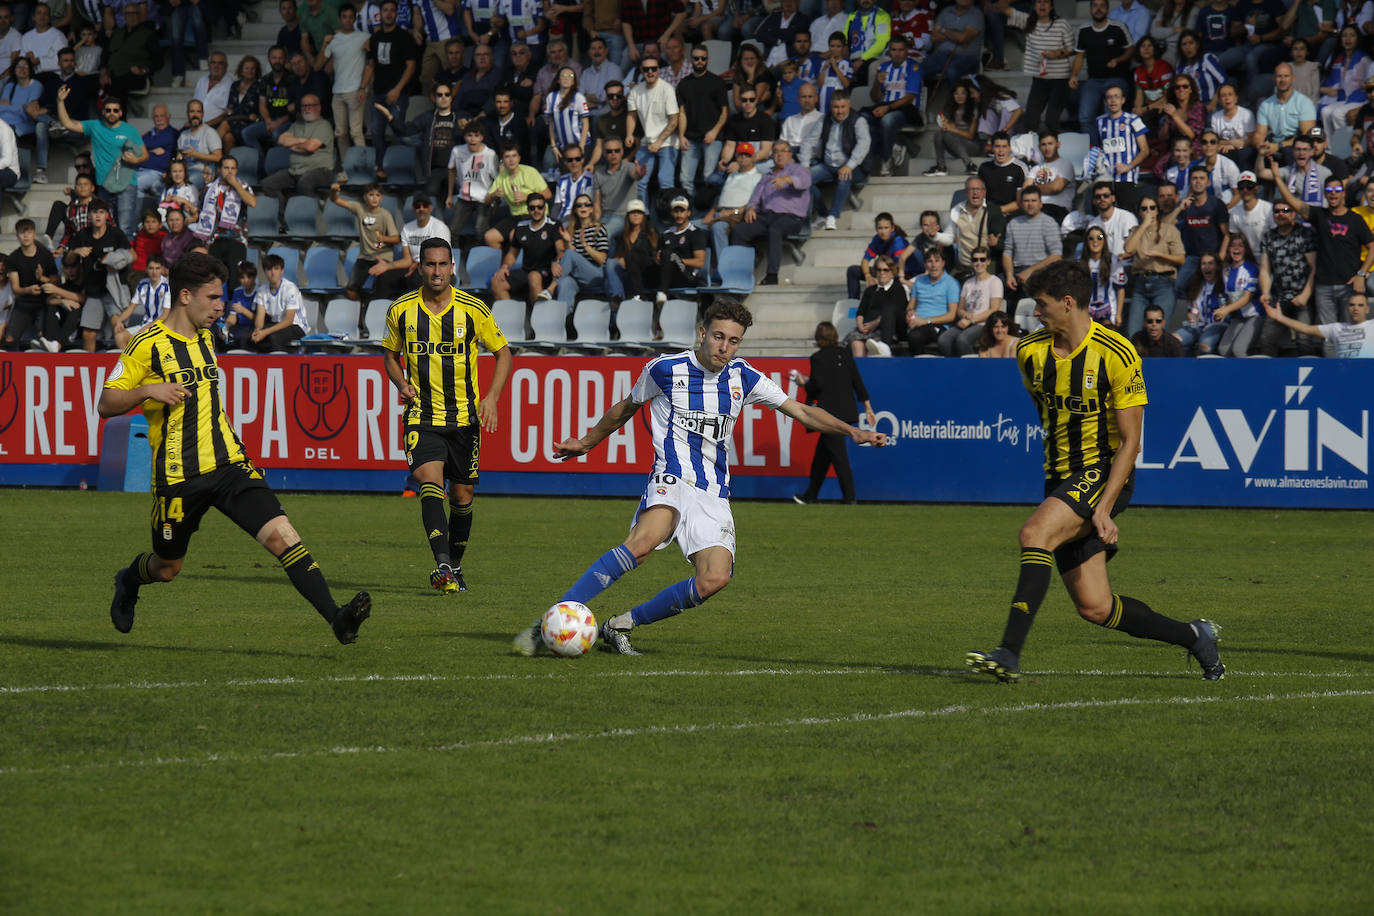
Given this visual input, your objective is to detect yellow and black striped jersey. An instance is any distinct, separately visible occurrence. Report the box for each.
[1017,322,1148,478]
[104,321,249,487]
[381,287,509,428]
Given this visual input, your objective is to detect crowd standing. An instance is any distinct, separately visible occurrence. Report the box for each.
[1,0,1371,360]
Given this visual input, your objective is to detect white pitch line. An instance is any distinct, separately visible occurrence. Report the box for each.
[0,689,1370,778]
[0,665,1364,697]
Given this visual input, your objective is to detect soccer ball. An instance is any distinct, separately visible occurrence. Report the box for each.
[540,601,598,657]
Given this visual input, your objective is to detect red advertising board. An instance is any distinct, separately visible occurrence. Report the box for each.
[0,354,813,475]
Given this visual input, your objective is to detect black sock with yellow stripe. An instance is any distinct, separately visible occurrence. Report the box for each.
[419,482,450,566]
[124,552,158,588]
[999,547,1055,655]
[278,542,336,622]
[448,500,473,568]
[1099,594,1196,647]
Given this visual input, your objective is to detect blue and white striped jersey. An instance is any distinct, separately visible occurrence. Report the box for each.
[544,90,591,149]
[1180,54,1225,105]
[417,0,462,40]
[464,0,497,23]
[496,0,544,45]
[1094,111,1148,182]
[1224,261,1260,318]
[875,58,922,104]
[631,351,788,499]
[552,170,594,220]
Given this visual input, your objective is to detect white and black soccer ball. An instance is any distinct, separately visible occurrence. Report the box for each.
[540,601,598,657]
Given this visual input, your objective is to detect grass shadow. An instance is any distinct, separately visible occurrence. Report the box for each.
[0,635,331,660]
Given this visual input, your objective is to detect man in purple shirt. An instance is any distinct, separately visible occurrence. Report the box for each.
[729,140,811,285]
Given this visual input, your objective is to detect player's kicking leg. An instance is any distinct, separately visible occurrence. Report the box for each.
[599,544,732,656]
[256,514,371,645]
[512,506,671,656]
[1060,556,1224,680]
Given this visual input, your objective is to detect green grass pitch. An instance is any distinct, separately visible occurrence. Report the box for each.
[2,491,1372,913]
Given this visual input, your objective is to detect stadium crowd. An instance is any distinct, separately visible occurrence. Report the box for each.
[0,0,1372,360]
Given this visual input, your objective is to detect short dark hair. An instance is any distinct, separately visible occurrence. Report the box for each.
[262,253,285,271]
[1144,303,1166,318]
[146,253,167,268]
[1091,180,1114,197]
[499,140,521,156]
[1188,164,1210,177]
[991,130,1011,145]
[419,237,451,260]
[14,218,34,233]
[237,260,258,279]
[1040,129,1059,142]
[170,252,229,304]
[702,298,753,331]
[1019,185,1041,200]
[1025,260,1092,312]
[89,199,110,214]
[639,55,660,69]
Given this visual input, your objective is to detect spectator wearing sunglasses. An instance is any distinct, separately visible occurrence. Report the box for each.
[1130,304,1184,357]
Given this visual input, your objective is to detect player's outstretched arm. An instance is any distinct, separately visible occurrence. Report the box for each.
[778,399,887,446]
[555,395,640,459]
[1261,299,1323,338]
[477,345,514,432]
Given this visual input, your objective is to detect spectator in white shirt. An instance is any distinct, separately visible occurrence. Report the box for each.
[192,52,233,126]
[18,3,64,73]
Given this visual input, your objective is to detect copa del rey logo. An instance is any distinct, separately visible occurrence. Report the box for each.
[1140,366,1368,475]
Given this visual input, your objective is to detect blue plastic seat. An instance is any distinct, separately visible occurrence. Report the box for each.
[300,246,342,296]
[462,247,502,293]
[283,196,321,240]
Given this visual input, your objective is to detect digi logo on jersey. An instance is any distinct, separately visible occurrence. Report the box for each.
[407,340,465,355]
[674,409,732,442]
[166,365,219,386]
[1033,391,1100,415]
[292,362,352,441]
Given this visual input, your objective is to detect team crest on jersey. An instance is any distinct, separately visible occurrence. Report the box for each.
[656,487,667,495]
[730,386,742,401]
[1084,370,1096,391]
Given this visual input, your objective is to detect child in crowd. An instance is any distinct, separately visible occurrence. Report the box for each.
[39,253,87,351]
[251,252,312,352]
[73,24,102,76]
[130,210,166,288]
[329,182,403,303]
[3,219,58,350]
[115,254,169,350]
[776,59,803,119]
[221,260,259,350]
[158,159,200,223]
[847,212,911,300]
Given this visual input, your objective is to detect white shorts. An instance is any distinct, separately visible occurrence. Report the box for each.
[632,474,736,560]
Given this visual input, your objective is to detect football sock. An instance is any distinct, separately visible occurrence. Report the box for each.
[277,542,336,622]
[419,482,449,566]
[124,552,158,589]
[630,577,704,627]
[999,547,1055,654]
[448,500,473,567]
[1099,594,1196,647]
[561,545,637,605]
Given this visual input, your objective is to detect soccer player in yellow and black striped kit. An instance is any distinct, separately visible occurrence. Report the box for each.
[382,238,513,593]
[100,253,371,643]
[966,261,1224,682]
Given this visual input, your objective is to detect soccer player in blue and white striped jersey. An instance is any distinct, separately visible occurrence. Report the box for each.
[511,300,887,657]
[1094,84,1149,210]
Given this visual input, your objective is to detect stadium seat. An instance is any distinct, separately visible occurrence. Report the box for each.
[300,296,322,334]
[492,298,530,341]
[528,299,569,347]
[658,299,697,348]
[300,246,343,297]
[1058,132,1090,179]
[382,146,418,189]
[707,245,756,294]
[701,39,731,75]
[463,246,502,293]
[246,201,278,239]
[263,146,291,177]
[342,243,360,281]
[358,299,391,344]
[1331,125,1355,158]
[266,246,301,284]
[342,146,372,188]
[831,298,859,340]
[283,196,321,241]
[10,148,30,195]
[570,299,612,348]
[232,145,260,184]
[320,298,358,336]
[323,200,358,241]
[611,297,655,348]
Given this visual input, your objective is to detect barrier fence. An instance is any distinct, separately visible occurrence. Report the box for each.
[0,353,1369,508]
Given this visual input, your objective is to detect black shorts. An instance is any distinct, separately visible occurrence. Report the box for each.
[150,461,284,561]
[507,267,552,298]
[489,216,519,242]
[1044,462,1133,573]
[406,424,481,482]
